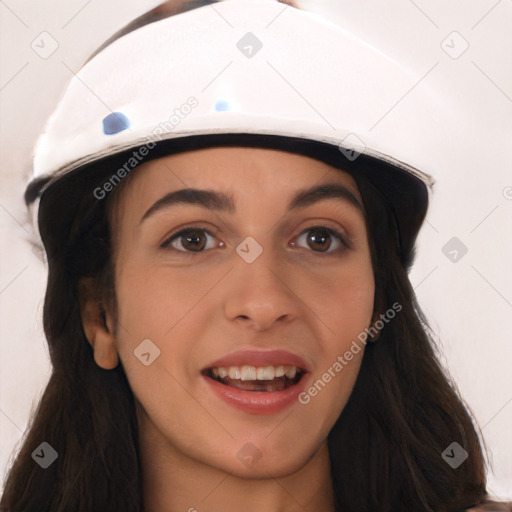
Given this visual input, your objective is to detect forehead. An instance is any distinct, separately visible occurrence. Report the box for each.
[117,145,361,207]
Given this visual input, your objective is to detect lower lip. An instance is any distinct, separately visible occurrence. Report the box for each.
[203,374,308,415]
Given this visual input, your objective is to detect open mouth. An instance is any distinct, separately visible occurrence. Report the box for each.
[203,365,306,392]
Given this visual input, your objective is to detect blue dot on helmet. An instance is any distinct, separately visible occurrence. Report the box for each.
[214,100,231,112]
[102,112,131,135]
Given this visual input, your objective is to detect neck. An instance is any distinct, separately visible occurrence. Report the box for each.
[138,418,336,512]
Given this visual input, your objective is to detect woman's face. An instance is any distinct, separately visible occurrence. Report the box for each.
[107,145,375,477]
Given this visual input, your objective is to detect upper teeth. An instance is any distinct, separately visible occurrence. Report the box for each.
[212,365,298,381]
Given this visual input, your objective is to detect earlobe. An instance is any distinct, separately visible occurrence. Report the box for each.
[91,329,119,370]
[78,278,119,370]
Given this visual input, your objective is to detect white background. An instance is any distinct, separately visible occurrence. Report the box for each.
[1,0,511,501]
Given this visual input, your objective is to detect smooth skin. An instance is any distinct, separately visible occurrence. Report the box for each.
[80,146,376,512]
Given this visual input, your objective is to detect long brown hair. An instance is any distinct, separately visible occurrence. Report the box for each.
[1,2,490,510]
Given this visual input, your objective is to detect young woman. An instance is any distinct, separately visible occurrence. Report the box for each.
[1,1,510,511]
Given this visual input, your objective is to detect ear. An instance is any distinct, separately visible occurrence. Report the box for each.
[77,277,119,370]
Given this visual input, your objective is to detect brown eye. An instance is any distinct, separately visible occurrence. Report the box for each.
[162,227,215,252]
[307,228,332,252]
[292,226,349,253]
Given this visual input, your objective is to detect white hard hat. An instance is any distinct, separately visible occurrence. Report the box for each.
[26,0,436,268]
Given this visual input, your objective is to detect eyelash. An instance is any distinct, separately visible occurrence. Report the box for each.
[160,225,351,255]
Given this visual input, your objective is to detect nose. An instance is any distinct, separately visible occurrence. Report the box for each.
[223,244,301,332]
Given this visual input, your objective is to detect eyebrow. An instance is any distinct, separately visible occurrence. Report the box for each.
[139,182,364,225]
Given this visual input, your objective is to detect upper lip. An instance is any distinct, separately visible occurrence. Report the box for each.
[204,350,312,373]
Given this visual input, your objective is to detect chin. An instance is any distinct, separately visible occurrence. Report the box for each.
[210,436,323,479]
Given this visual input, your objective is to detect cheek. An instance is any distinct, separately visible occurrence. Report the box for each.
[322,273,375,328]
[296,259,374,413]
[111,264,212,434]
[114,259,204,336]
[112,260,229,386]
[303,256,376,346]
